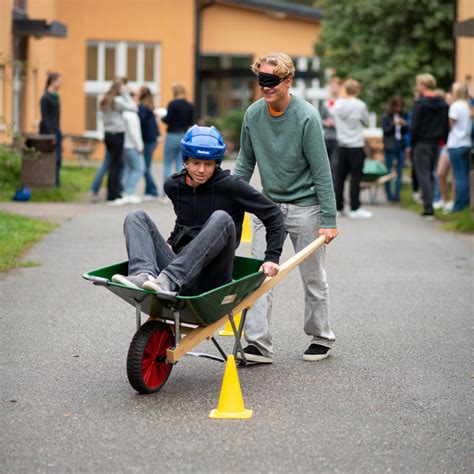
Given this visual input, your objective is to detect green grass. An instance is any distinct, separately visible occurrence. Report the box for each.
[400,182,474,233]
[0,162,97,203]
[439,208,474,232]
[0,211,58,271]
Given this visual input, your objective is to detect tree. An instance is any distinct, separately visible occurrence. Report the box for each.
[315,0,454,114]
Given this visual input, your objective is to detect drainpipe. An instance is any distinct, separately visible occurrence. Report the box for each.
[453,0,457,82]
[194,0,202,119]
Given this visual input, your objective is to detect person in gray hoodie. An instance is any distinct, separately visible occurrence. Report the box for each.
[99,80,138,203]
[333,79,372,218]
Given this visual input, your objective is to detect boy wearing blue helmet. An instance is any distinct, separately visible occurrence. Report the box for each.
[112,125,284,297]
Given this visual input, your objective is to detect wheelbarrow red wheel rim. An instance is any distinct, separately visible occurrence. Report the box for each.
[141,326,174,389]
[127,321,174,394]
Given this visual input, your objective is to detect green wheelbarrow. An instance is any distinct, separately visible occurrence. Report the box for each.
[83,236,326,394]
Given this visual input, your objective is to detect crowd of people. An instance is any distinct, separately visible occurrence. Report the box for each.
[89,78,194,205]
[39,64,472,218]
[321,73,473,219]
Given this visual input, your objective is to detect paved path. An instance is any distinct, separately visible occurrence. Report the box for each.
[1,170,473,473]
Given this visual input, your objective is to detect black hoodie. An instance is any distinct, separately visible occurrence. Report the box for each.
[411,96,449,145]
[164,168,284,263]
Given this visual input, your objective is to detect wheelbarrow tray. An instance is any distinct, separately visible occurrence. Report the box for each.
[83,256,266,327]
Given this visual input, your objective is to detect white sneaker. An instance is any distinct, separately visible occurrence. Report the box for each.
[443,201,454,213]
[433,200,445,210]
[89,191,100,203]
[413,191,422,204]
[106,197,127,206]
[122,194,142,205]
[142,194,158,202]
[348,208,373,219]
[336,209,346,217]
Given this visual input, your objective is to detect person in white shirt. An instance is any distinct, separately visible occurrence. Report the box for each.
[446,82,472,212]
[333,79,372,219]
[99,80,138,202]
[120,104,145,205]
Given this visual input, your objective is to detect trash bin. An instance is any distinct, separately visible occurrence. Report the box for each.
[20,134,57,188]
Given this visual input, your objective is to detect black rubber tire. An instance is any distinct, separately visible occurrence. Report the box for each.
[126,320,174,394]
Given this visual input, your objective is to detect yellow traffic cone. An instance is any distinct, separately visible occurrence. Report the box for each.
[209,355,253,419]
[241,212,252,243]
[219,312,244,337]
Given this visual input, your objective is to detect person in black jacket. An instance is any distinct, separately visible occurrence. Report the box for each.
[138,86,160,199]
[381,96,409,202]
[112,126,284,297]
[39,72,62,186]
[411,73,449,217]
[161,81,194,197]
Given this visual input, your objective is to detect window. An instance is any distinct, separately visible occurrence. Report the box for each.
[200,54,253,118]
[104,46,116,81]
[144,46,155,82]
[86,45,98,81]
[85,95,98,131]
[84,41,160,133]
[127,46,137,81]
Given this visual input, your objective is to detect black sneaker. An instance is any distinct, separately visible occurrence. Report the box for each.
[303,344,331,361]
[420,211,435,220]
[239,345,273,364]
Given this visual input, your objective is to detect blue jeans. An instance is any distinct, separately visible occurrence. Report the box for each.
[432,148,442,202]
[90,151,110,194]
[384,140,405,201]
[163,132,185,192]
[123,210,236,296]
[143,141,158,196]
[122,148,145,195]
[448,147,471,211]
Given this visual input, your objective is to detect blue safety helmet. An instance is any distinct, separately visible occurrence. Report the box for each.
[180,125,226,164]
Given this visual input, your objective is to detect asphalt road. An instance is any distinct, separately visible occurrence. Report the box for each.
[1,166,473,473]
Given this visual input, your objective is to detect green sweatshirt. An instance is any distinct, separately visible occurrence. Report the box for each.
[234,95,337,228]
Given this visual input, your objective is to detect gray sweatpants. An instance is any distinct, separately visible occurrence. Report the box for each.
[244,203,335,357]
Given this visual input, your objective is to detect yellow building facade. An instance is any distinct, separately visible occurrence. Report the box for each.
[3,0,469,158]
[0,0,323,158]
[455,0,474,85]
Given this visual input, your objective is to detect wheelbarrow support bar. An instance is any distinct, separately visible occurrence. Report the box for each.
[166,236,327,363]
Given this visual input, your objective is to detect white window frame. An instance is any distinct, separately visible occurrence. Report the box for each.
[84,41,161,136]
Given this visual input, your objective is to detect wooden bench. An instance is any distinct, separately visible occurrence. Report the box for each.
[360,171,397,204]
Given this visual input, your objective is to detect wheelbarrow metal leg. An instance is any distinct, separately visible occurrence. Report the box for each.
[135,302,142,330]
[210,337,227,361]
[230,310,248,364]
[173,310,180,346]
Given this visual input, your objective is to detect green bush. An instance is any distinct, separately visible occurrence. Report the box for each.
[207,109,246,155]
[0,144,21,198]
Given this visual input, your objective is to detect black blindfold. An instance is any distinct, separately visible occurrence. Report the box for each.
[258,72,286,88]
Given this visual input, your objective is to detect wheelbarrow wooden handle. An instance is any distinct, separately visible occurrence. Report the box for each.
[166,235,327,363]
